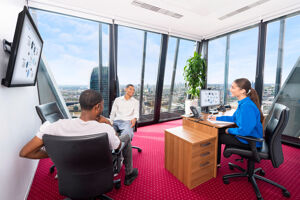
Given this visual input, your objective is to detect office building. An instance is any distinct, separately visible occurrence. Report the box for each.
[90,66,109,117]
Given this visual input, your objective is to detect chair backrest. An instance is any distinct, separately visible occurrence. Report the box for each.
[35,102,65,123]
[43,133,113,199]
[265,103,290,168]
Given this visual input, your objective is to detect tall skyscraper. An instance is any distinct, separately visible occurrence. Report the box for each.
[90,66,109,117]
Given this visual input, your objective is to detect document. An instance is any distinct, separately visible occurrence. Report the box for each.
[207,119,234,125]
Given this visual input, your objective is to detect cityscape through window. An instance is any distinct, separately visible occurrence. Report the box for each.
[32,9,108,117]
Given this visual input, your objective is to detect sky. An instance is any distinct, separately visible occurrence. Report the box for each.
[32,9,299,87]
[207,14,300,85]
[32,8,196,87]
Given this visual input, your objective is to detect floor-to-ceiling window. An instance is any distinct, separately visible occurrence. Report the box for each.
[141,32,161,121]
[227,27,259,107]
[117,26,162,122]
[207,37,226,104]
[262,21,280,114]
[117,26,143,101]
[282,14,300,85]
[160,37,178,120]
[32,9,108,117]
[160,38,196,120]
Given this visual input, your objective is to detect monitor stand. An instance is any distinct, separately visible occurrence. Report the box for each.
[202,106,219,114]
[201,107,209,114]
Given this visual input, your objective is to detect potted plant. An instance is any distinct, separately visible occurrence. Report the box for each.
[183,51,207,115]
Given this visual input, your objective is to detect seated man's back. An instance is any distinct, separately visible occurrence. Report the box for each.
[36,118,120,150]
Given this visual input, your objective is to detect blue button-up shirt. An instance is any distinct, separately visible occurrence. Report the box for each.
[216,97,263,147]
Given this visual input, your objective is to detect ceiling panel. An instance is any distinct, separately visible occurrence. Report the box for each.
[28,0,300,40]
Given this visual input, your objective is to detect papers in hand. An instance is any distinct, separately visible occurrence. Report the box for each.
[207,119,234,125]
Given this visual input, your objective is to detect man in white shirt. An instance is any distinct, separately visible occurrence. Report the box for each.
[20,89,138,186]
[110,84,139,140]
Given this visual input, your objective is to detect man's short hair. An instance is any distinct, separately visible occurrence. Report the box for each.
[126,84,134,88]
[79,89,103,110]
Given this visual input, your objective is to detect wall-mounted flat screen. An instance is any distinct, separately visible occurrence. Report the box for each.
[2,6,43,87]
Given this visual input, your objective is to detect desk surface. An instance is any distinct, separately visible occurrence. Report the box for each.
[182,111,236,129]
[165,126,215,144]
[182,114,236,128]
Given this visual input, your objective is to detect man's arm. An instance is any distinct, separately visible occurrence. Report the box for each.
[130,100,139,128]
[110,99,118,121]
[97,115,112,126]
[19,136,49,159]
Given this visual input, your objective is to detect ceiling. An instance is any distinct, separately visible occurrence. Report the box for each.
[28,0,300,41]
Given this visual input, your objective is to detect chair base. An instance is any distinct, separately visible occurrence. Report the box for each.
[50,164,55,173]
[64,194,113,200]
[223,162,290,200]
[132,146,142,153]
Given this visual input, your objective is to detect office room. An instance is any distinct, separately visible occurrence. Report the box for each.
[0,0,300,199]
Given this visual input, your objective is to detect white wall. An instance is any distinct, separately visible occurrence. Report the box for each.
[0,0,41,199]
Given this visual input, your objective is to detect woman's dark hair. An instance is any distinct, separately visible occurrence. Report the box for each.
[234,78,264,123]
[79,89,103,110]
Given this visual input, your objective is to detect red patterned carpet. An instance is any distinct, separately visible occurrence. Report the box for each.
[28,120,300,200]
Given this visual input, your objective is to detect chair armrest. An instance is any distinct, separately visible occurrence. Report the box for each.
[235,135,264,162]
[235,135,264,143]
[112,142,125,155]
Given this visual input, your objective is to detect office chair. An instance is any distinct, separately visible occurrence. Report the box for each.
[43,133,121,200]
[35,102,66,123]
[132,123,142,152]
[222,103,290,200]
[35,102,66,174]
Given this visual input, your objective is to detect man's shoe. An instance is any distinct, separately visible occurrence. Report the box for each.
[124,168,138,186]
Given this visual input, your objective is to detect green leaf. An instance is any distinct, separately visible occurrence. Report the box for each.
[183,51,207,97]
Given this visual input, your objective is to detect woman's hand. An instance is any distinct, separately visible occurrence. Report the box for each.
[208,115,216,121]
[225,128,229,134]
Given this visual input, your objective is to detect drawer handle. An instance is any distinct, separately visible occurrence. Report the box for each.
[200,142,211,147]
[200,161,210,167]
[200,152,210,157]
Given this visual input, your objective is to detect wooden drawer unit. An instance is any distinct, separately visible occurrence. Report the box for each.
[192,139,215,155]
[165,127,216,189]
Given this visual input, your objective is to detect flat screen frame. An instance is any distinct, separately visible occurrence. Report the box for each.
[2,6,43,87]
[200,89,221,107]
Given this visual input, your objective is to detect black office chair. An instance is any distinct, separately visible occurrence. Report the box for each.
[35,102,66,123]
[132,123,142,153]
[43,133,121,200]
[222,103,290,200]
[35,102,66,174]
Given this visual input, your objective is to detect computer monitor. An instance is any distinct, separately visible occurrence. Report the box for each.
[200,90,221,107]
[2,6,43,87]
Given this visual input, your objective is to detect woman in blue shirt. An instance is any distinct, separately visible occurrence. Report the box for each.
[209,78,264,165]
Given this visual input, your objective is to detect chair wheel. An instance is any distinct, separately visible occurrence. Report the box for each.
[114,181,121,190]
[50,165,55,174]
[223,178,229,184]
[259,170,265,176]
[138,149,142,153]
[282,190,290,198]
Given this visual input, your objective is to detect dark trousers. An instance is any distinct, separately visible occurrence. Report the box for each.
[217,131,250,164]
[119,134,133,175]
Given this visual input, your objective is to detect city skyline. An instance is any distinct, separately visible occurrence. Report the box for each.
[31,8,299,120]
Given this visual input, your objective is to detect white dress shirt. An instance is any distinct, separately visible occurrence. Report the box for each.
[36,118,120,150]
[110,96,139,121]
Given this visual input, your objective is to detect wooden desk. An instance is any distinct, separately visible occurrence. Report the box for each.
[165,114,235,189]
